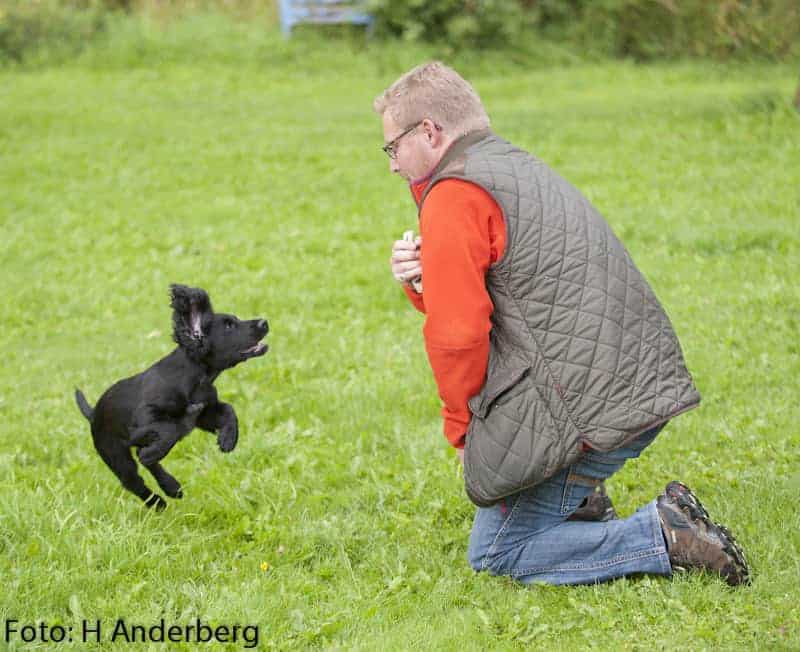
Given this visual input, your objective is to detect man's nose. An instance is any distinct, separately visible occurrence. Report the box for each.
[390,158,399,173]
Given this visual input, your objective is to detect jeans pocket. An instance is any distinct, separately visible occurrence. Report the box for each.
[559,467,604,515]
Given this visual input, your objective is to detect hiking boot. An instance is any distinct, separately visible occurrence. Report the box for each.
[656,481,750,587]
[568,483,618,522]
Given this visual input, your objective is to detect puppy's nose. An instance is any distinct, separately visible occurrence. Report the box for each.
[256,319,268,333]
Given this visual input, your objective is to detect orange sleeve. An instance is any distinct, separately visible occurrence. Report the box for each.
[403,284,425,312]
[418,179,505,448]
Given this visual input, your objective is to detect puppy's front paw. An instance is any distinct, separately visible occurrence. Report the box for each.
[218,425,238,453]
[159,476,183,499]
[164,485,183,499]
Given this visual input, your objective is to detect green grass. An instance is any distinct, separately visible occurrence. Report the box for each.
[1,19,799,651]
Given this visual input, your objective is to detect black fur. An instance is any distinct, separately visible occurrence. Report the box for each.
[75,284,269,509]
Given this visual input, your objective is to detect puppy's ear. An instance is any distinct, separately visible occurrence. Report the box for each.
[170,284,213,358]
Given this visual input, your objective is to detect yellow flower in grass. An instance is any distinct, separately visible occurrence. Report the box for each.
[260,561,271,572]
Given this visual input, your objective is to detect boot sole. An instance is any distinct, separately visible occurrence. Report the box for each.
[665,481,751,586]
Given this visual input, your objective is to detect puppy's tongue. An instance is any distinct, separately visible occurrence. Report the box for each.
[243,343,268,355]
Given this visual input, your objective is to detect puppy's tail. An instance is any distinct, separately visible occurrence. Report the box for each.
[74,389,94,422]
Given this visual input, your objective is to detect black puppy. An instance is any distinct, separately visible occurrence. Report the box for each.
[75,284,269,509]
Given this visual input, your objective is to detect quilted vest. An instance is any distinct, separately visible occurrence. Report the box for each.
[417,130,701,507]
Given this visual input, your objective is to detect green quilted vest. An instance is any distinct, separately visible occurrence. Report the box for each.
[416,130,701,507]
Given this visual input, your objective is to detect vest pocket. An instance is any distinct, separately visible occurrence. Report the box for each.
[464,358,565,507]
[468,362,531,419]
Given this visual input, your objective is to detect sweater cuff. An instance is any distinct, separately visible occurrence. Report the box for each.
[444,419,467,449]
[403,284,425,313]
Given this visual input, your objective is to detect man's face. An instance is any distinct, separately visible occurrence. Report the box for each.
[382,113,437,182]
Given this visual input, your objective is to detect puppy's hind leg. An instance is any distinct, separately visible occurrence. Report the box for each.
[145,463,183,499]
[95,440,167,510]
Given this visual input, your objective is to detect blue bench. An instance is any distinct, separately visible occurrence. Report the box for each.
[278,0,374,36]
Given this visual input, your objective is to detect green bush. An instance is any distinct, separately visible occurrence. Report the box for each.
[366,0,535,51]
[367,0,800,61]
[0,0,797,66]
[578,0,800,60]
[0,0,108,65]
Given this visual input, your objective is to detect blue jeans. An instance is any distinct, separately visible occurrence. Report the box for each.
[467,426,672,585]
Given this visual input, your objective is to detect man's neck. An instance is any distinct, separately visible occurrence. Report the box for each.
[408,135,457,186]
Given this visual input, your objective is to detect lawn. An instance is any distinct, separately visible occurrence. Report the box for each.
[1,23,799,650]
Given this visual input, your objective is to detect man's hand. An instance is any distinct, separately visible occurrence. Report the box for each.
[390,236,422,286]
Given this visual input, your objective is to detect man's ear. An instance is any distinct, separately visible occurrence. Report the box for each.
[170,284,213,356]
[421,118,445,149]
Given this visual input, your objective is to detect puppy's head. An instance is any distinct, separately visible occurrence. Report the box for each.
[170,284,269,371]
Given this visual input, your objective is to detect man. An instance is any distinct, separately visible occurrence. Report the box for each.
[375,61,750,586]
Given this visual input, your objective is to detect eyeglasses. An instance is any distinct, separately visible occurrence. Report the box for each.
[382,121,422,160]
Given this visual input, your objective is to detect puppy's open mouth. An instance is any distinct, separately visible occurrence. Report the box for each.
[241,342,269,359]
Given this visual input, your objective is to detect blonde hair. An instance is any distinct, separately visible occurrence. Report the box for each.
[373,61,490,137]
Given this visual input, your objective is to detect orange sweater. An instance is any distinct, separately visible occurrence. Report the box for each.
[405,178,506,448]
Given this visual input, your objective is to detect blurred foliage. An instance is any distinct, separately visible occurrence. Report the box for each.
[0,0,277,65]
[577,0,800,60]
[368,0,800,60]
[366,0,534,50]
[0,0,798,66]
[0,0,107,64]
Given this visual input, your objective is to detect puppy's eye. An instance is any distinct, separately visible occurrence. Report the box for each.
[225,319,235,330]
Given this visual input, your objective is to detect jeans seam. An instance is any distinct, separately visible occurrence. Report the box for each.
[647,500,672,575]
[559,467,572,515]
[510,547,667,578]
[482,495,524,571]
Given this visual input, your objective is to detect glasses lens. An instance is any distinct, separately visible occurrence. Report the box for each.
[383,122,418,159]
